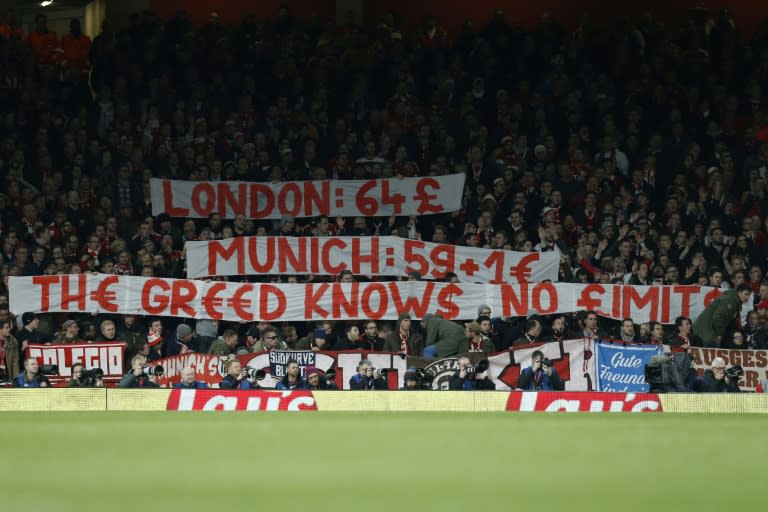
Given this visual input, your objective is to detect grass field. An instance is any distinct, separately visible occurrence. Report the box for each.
[1,412,764,511]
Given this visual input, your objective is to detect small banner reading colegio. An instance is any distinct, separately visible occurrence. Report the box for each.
[25,342,126,384]
[149,174,465,219]
[594,342,664,392]
[9,274,723,324]
[185,236,560,283]
[690,347,768,392]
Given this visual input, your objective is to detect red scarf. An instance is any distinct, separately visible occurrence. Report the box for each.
[399,331,409,355]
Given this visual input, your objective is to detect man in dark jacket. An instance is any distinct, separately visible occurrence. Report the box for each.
[517,350,565,391]
[276,359,306,390]
[348,359,388,390]
[118,354,159,388]
[421,313,468,357]
[219,359,255,389]
[693,285,753,347]
[448,356,495,390]
[702,357,740,392]
[382,313,424,356]
[173,367,209,389]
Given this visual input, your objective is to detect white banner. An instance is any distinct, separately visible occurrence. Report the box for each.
[9,274,722,324]
[185,236,560,283]
[149,174,466,219]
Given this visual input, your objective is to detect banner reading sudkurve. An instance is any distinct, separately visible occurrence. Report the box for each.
[150,174,465,219]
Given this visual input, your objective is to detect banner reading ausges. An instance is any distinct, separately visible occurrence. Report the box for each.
[25,342,126,384]
[149,174,465,219]
[9,274,722,324]
[185,236,560,283]
[690,347,768,392]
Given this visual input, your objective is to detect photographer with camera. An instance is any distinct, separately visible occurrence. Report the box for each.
[67,362,104,387]
[173,367,209,389]
[702,357,741,392]
[118,354,160,388]
[13,358,52,388]
[306,366,339,390]
[399,370,423,390]
[349,359,388,390]
[449,357,495,390]
[219,359,257,389]
[518,350,565,391]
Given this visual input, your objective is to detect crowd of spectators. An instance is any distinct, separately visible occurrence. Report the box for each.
[2,6,768,388]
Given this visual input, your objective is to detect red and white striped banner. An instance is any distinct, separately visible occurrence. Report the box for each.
[185,236,560,283]
[149,174,466,219]
[9,274,721,324]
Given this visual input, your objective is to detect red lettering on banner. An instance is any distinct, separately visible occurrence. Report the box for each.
[703,287,722,307]
[248,237,275,273]
[612,286,621,318]
[755,351,768,368]
[141,278,171,315]
[435,283,462,319]
[91,275,119,313]
[622,286,659,321]
[278,237,307,273]
[500,283,529,317]
[171,281,197,317]
[355,180,379,215]
[484,251,504,283]
[413,178,442,214]
[320,238,347,274]
[277,183,301,217]
[361,283,387,319]
[218,182,247,217]
[429,244,455,279]
[389,282,433,318]
[309,238,319,274]
[532,283,557,314]
[351,237,379,274]
[249,184,275,218]
[673,286,698,317]
[576,284,605,311]
[660,286,671,324]
[32,275,60,311]
[305,283,330,318]
[304,181,330,216]
[332,283,359,318]
[202,282,227,320]
[259,285,286,321]
[380,180,405,214]
[509,252,540,282]
[162,180,189,216]
[166,389,318,411]
[403,239,428,275]
[191,183,215,216]
[209,238,244,276]
[61,274,87,311]
[229,284,253,321]
[506,392,662,412]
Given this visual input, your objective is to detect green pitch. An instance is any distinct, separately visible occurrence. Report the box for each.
[1,412,763,511]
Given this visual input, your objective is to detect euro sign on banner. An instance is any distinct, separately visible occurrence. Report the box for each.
[594,342,664,392]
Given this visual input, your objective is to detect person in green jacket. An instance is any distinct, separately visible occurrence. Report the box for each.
[208,329,239,356]
[421,313,468,357]
[693,284,753,347]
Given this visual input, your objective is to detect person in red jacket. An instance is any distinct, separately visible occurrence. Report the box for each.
[28,14,59,65]
[61,18,91,80]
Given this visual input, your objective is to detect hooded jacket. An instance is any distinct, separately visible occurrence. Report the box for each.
[422,314,468,357]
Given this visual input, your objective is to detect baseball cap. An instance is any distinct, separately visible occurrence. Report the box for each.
[22,312,38,326]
